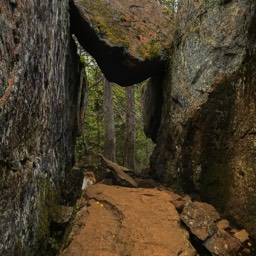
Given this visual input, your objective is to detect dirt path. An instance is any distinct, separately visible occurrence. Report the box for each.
[57,154,252,256]
[59,184,196,256]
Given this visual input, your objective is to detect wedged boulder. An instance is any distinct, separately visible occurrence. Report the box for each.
[70,0,175,86]
[151,0,256,237]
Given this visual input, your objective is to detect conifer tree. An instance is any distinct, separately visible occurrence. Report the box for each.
[124,86,135,169]
[103,78,116,161]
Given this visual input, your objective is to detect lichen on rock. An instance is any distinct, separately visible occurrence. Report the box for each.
[70,0,175,85]
[75,0,173,59]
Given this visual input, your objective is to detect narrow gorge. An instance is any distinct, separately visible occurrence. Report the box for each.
[0,0,256,255]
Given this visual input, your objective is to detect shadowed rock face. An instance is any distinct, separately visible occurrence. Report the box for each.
[142,76,163,142]
[151,0,256,237]
[70,0,174,86]
[0,0,82,254]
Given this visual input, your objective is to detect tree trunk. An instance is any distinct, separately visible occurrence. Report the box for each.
[103,78,116,162]
[124,86,135,169]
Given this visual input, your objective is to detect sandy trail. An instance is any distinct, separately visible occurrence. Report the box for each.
[60,184,196,256]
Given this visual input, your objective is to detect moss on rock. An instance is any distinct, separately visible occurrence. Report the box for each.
[74,0,175,60]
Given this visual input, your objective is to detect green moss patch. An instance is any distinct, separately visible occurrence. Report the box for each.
[77,0,175,60]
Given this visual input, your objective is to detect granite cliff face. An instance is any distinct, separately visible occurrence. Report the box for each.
[151,0,256,236]
[0,1,82,255]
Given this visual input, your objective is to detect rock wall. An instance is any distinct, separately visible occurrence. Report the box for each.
[0,1,82,255]
[142,76,163,143]
[151,0,256,236]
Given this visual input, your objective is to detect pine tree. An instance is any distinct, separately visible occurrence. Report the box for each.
[103,78,116,161]
[124,86,135,169]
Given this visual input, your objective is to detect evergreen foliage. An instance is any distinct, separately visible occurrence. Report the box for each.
[76,53,154,171]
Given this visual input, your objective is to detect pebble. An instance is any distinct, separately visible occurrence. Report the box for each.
[234,229,249,243]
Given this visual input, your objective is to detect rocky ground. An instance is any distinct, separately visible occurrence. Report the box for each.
[52,154,254,256]
[60,184,196,256]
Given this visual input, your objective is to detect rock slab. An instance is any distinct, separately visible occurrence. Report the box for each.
[60,184,197,256]
[0,0,82,254]
[151,0,256,238]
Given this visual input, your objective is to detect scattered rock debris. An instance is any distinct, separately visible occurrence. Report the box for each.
[56,154,255,256]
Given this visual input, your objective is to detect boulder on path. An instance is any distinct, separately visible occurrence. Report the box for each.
[70,0,175,85]
[234,229,249,243]
[172,195,192,213]
[101,155,138,187]
[216,219,230,231]
[52,206,74,227]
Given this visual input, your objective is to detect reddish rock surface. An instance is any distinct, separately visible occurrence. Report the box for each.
[60,184,196,256]
[58,179,253,255]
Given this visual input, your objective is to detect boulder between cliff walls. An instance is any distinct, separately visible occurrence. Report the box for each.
[151,0,256,237]
[70,0,175,86]
[0,1,83,255]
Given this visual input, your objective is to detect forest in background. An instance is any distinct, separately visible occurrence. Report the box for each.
[75,50,155,171]
[74,0,177,171]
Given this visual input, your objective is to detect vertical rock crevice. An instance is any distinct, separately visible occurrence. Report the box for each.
[142,76,163,143]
